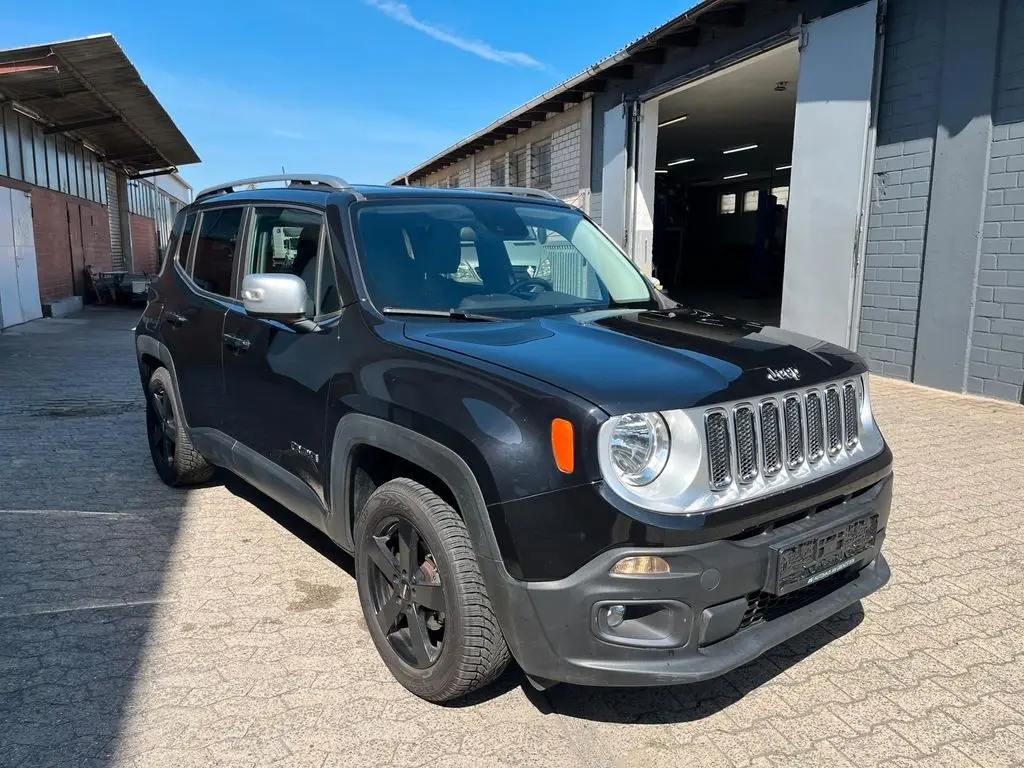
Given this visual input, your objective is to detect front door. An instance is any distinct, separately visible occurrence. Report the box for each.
[160,207,244,431]
[222,205,344,509]
[67,202,86,296]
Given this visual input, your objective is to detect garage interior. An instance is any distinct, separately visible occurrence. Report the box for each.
[650,43,799,325]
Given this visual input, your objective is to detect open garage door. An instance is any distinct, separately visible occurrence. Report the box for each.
[782,0,880,347]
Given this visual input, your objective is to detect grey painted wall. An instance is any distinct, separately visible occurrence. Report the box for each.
[970,0,1024,403]
[857,0,944,380]
[913,0,1002,391]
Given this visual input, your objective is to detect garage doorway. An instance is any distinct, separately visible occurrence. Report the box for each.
[650,42,799,326]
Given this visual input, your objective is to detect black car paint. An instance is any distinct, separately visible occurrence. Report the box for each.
[137,184,892,688]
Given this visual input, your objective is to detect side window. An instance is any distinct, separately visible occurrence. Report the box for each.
[192,208,243,296]
[176,213,197,268]
[247,207,337,316]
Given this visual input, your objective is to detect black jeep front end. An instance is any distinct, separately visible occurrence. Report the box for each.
[480,444,892,688]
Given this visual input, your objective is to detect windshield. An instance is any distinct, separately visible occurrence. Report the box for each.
[353,199,656,317]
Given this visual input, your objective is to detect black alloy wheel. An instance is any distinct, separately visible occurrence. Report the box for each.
[147,383,176,470]
[366,517,447,669]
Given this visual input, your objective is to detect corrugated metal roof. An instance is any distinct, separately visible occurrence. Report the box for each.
[0,34,199,173]
[389,0,743,185]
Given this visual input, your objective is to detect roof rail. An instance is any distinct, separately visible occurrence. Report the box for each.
[194,174,360,202]
[466,186,562,202]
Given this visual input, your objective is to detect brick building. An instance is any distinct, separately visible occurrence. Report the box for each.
[0,35,197,327]
[394,0,1024,406]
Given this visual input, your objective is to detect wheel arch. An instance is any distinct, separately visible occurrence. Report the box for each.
[136,335,190,428]
[327,413,501,561]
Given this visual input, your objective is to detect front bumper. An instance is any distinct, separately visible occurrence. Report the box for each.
[485,474,892,687]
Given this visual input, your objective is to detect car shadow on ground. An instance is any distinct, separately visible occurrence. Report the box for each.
[222,472,865,723]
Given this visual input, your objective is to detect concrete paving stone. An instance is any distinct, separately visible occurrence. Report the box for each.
[1,307,1023,767]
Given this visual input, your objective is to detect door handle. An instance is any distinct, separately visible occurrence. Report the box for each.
[222,333,251,352]
[165,311,187,327]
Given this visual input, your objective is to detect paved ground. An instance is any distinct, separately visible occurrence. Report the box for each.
[1,307,1023,768]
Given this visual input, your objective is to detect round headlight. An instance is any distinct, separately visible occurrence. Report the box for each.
[608,412,671,486]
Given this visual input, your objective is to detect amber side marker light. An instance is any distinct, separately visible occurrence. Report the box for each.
[551,418,574,474]
[611,556,671,575]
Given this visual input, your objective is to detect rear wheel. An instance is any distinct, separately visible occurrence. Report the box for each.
[355,478,510,702]
[145,367,214,486]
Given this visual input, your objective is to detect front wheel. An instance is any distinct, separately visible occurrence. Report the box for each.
[354,478,510,702]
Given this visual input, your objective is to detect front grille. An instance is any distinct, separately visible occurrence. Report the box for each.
[783,396,804,469]
[705,411,732,490]
[824,387,843,457]
[738,567,861,631]
[806,391,824,463]
[704,379,862,493]
[734,406,758,484]
[760,401,783,477]
[842,382,859,449]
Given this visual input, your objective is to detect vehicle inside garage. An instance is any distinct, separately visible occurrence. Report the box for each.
[650,43,799,325]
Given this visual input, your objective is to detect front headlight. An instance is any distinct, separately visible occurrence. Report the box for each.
[608,412,671,486]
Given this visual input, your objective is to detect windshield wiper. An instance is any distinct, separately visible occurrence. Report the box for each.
[381,307,503,322]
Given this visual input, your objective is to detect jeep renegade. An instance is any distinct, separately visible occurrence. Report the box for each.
[135,174,892,702]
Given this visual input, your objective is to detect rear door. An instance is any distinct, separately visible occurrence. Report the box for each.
[160,206,245,431]
[221,205,343,512]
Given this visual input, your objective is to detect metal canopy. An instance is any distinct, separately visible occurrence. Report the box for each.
[0,34,199,173]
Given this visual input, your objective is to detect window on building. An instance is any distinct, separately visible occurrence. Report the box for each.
[742,190,760,213]
[192,207,243,296]
[247,207,337,316]
[490,155,507,187]
[510,148,528,187]
[771,186,790,208]
[719,193,737,215]
[531,140,552,190]
[448,174,459,189]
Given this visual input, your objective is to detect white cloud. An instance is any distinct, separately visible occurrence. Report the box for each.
[362,0,542,68]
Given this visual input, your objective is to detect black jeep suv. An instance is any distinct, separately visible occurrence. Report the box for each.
[135,174,892,702]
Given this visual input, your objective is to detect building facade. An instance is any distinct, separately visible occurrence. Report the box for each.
[394,0,1024,406]
[0,35,197,327]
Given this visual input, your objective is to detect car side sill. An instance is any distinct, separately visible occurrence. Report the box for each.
[190,427,328,531]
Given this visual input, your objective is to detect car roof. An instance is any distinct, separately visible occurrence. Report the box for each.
[188,183,573,210]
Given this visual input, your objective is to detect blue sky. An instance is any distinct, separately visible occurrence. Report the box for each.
[1,1,681,191]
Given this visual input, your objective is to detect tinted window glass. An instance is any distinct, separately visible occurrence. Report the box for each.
[176,213,196,268]
[248,207,324,314]
[318,246,341,315]
[354,200,653,317]
[192,208,243,296]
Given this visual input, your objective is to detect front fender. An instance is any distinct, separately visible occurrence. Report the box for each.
[326,413,503,561]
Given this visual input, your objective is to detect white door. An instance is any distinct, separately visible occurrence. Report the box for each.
[781,1,878,347]
[0,187,42,329]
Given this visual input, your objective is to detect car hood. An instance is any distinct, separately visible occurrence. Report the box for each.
[403,308,866,415]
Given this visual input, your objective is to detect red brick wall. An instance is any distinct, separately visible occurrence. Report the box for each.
[129,213,159,275]
[0,176,111,304]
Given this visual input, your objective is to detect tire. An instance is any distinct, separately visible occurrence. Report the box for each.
[354,478,510,702]
[145,367,214,487]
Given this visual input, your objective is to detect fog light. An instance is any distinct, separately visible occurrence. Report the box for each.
[606,604,626,628]
[611,555,670,575]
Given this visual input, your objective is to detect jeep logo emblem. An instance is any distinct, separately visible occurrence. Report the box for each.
[766,367,800,383]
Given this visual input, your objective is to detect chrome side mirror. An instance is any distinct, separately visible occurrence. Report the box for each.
[241,273,308,322]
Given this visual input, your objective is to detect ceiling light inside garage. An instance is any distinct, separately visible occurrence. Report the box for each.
[655,169,668,174]
[658,114,689,128]
[723,172,748,180]
[667,157,695,166]
[776,164,792,170]
[723,144,758,155]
